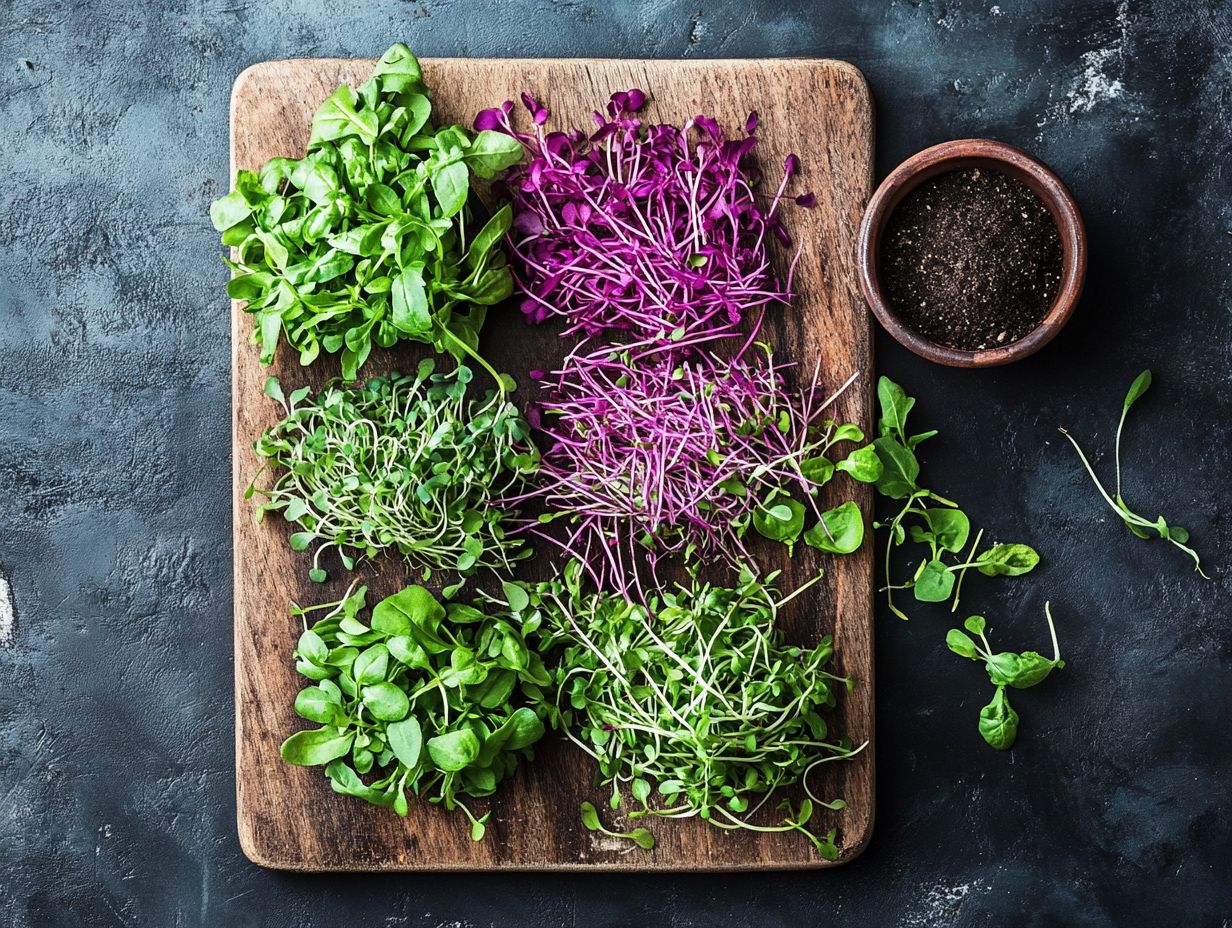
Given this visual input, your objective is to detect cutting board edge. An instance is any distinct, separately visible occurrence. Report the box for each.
[230,54,872,98]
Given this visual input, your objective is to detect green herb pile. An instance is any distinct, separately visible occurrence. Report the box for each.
[280,583,551,838]
[211,43,523,381]
[250,361,537,585]
[526,561,861,859]
[1061,369,1208,577]
[946,603,1065,750]
[871,376,1040,619]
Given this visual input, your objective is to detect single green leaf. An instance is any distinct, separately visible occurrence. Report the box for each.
[391,266,432,334]
[872,436,919,498]
[362,681,410,721]
[627,828,655,850]
[836,444,883,483]
[263,376,286,406]
[294,686,337,723]
[925,508,970,553]
[432,160,470,218]
[988,651,1061,689]
[353,643,390,684]
[401,93,432,138]
[288,531,316,552]
[579,801,602,832]
[465,204,512,269]
[803,500,865,554]
[800,455,835,486]
[210,190,253,231]
[366,183,402,217]
[303,250,354,285]
[876,376,915,440]
[945,628,979,660]
[631,778,652,805]
[280,727,354,766]
[470,814,489,842]
[460,267,514,305]
[427,728,481,772]
[975,543,1040,577]
[978,686,1019,750]
[1123,369,1152,411]
[386,716,423,770]
[913,559,955,602]
[258,310,282,364]
[832,423,864,443]
[365,42,423,94]
[372,585,444,639]
[502,581,530,613]
[309,84,379,145]
[464,130,524,178]
[503,707,545,751]
[752,497,806,545]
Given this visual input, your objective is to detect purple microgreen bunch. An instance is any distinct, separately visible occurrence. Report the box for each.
[511,333,877,596]
[475,91,813,340]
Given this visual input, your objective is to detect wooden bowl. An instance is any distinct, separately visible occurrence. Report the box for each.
[857,138,1087,367]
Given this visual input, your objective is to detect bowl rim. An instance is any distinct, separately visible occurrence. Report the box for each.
[856,138,1087,368]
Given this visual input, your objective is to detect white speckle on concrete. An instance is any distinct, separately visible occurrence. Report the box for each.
[1066,0,1130,113]
[1036,0,1135,139]
[0,574,14,647]
[902,879,987,927]
[990,5,1002,15]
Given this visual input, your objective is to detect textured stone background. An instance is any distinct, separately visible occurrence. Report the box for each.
[1,0,1229,925]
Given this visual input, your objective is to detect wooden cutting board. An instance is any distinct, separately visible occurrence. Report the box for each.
[232,56,874,871]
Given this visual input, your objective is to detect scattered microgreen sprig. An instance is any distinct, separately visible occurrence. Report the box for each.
[249,360,537,586]
[212,44,525,381]
[279,582,552,836]
[579,801,656,851]
[946,603,1065,750]
[1060,369,1208,578]
[872,376,1040,619]
[525,561,862,860]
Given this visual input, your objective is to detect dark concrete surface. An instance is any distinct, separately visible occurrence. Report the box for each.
[2,0,1230,925]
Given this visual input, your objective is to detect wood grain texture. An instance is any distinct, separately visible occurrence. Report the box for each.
[232,56,874,871]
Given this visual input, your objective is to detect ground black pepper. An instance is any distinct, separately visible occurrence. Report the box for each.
[880,166,1063,351]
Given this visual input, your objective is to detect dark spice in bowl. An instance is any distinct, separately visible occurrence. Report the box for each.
[880,166,1063,351]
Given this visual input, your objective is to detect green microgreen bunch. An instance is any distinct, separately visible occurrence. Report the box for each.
[211,44,524,381]
[872,376,1040,619]
[280,582,551,838]
[1060,369,1208,578]
[249,360,538,586]
[946,603,1065,750]
[524,561,861,860]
